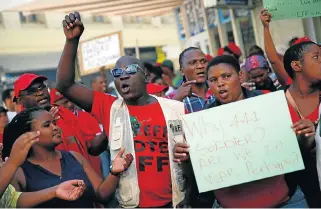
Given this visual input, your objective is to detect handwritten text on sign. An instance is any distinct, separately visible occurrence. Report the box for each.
[81,33,121,71]
[263,0,321,20]
[182,91,304,193]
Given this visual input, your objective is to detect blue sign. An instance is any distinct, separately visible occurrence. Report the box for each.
[219,9,231,24]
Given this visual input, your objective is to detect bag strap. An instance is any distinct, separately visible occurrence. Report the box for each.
[285,90,305,119]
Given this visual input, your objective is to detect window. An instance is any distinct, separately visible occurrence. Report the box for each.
[93,15,104,23]
[20,12,36,23]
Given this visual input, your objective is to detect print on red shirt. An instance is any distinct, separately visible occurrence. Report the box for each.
[90,92,172,207]
[128,103,172,207]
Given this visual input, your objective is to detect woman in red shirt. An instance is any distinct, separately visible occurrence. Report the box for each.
[283,40,321,207]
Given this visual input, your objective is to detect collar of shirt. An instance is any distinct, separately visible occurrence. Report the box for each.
[183,89,215,113]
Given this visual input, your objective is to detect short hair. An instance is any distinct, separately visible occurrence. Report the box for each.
[90,75,104,85]
[179,47,201,69]
[248,45,265,57]
[283,41,316,78]
[2,107,47,160]
[144,62,163,78]
[2,89,13,103]
[207,55,241,73]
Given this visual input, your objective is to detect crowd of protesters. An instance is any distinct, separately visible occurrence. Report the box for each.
[0,8,321,208]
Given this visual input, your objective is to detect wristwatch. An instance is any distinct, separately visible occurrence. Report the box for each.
[110,165,121,177]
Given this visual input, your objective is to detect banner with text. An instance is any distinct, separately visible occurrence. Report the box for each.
[78,31,124,76]
[182,91,305,193]
[263,0,321,20]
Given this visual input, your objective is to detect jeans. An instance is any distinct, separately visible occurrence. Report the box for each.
[99,151,111,178]
[213,187,308,208]
[280,187,308,208]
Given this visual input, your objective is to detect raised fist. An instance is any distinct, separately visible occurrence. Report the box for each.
[62,12,84,40]
[260,9,272,28]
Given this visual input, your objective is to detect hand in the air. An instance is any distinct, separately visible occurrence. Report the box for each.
[111,148,133,175]
[62,12,84,40]
[55,180,86,201]
[260,9,272,28]
[7,132,40,167]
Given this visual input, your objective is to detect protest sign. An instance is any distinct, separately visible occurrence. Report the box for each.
[78,31,124,76]
[182,91,305,193]
[263,0,321,20]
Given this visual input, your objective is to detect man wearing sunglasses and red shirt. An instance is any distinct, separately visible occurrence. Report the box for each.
[56,12,187,208]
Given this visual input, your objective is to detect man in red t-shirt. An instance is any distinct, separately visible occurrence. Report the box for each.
[13,73,92,163]
[50,88,104,176]
[56,12,186,208]
[0,107,8,144]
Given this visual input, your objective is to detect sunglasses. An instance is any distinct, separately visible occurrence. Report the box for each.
[111,64,142,78]
[19,84,48,96]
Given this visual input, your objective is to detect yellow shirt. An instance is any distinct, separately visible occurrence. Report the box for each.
[0,185,22,208]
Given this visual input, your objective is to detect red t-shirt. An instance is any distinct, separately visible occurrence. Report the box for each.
[75,110,103,177]
[0,132,3,144]
[55,107,91,164]
[288,103,319,124]
[91,92,172,207]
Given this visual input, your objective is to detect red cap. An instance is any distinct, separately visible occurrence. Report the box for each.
[217,47,224,56]
[294,36,312,45]
[146,83,168,95]
[205,54,213,62]
[14,73,47,99]
[228,42,242,57]
[50,88,64,104]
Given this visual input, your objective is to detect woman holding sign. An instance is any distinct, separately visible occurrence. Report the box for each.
[281,40,321,207]
[174,55,313,208]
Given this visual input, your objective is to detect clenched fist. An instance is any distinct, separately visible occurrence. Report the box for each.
[260,9,272,28]
[62,12,84,40]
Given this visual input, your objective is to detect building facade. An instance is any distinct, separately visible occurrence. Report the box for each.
[176,0,321,60]
[0,11,181,87]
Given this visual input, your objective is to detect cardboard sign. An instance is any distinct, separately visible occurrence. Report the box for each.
[182,91,305,193]
[78,31,124,76]
[264,0,321,20]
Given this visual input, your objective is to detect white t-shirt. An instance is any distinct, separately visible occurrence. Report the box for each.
[7,111,17,122]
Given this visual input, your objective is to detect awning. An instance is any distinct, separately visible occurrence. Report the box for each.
[0,0,36,12]
[7,0,184,16]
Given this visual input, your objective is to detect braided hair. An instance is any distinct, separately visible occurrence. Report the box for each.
[178,47,202,82]
[2,107,48,160]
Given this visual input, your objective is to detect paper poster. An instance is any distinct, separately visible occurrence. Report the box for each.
[263,0,321,20]
[182,91,305,193]
[78,32,124,76]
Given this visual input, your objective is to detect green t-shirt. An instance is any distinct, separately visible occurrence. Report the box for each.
[0,185,22,208]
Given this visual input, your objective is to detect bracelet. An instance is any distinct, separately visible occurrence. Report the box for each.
[110,165,121,176]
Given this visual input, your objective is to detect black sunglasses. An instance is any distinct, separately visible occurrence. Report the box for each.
[111,64,142,78]
[19,84,48,96]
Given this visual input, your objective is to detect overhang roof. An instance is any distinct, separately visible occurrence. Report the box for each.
[7,0,184,16]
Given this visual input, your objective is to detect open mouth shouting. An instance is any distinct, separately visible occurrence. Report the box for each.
[219,89,229,99]
[120,83,131,94]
